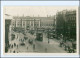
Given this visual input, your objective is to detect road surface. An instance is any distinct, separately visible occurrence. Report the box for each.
[8,32,67,53]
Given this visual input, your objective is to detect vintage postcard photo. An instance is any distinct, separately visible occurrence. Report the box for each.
[4,6,78,54]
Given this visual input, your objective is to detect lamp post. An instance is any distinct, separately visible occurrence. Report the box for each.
[48,29,49,44]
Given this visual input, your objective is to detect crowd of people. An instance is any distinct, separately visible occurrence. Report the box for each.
[8,29,37,53]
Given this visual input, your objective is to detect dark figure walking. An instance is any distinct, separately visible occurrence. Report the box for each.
[45,48,47,53]
[9,44,11,48]
[14,43,16,47]
[60,42,62,47]
[64,45,67,51]
[13,50,15,53]
[17,45,18,49]
[72,49,75,53]
[48,40,49,44]
[60,42,63,47]
[33,44,35,50]
[68,46,71,53]
[12,45,13,48]
[27,46,28,50]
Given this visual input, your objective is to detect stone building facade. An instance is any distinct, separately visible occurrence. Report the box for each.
[11,16,55,31]
[65,10,76,40]
[56,10,76,41]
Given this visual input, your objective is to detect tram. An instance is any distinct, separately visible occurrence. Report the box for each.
[36,28,43,41]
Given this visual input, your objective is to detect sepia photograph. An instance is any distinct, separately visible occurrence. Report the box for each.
[4,6,78,53]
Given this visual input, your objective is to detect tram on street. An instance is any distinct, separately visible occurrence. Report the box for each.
[36,32,43,41]
[36,28,43,41]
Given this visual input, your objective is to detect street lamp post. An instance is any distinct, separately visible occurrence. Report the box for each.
[48,29,49,44]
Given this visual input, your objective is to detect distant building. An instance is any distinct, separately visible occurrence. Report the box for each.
[65,10,76,40]
[56,10,76,41]
[5,14,12,52]
[11,16,55,31]
[11,16,40,30]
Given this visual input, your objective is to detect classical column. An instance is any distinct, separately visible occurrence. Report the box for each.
[25,20,26,30]
[30,20,31,26]
[16,20,17,27]
[34,19,35,30]
[33,20,34,30]
[15,19,16,27]
[33,20,34,27]
[39,20,40,28]
[22,20,23,28]
[30,20,31,30]
[21,19,22,28]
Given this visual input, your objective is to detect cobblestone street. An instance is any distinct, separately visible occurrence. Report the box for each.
[8,31,67,53]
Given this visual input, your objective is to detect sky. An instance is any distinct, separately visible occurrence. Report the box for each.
[4,6,78,17]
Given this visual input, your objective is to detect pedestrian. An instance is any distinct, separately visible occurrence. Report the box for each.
[70,48,73,53]
[13,50,15,53]
[10,50,11,53]
[8,44,10,48]
[17,45,18,48]
[48,40,49,44]
[68,46,71,53]
[45,48,47,53]
[73,49,75,53]
[12,45,13,48]
[14,43,16,47]
[27,46,28,50]
[60,42,62,47]
[64,45,67,51]
[33,44,35,50]
[62,41,64,47]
